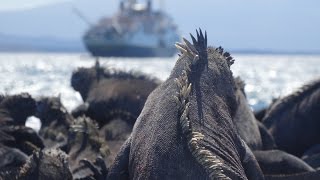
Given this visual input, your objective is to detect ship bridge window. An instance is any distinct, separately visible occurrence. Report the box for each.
[132,4,147,11]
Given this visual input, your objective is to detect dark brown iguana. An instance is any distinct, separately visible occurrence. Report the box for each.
[71,62,160,127]
[107,29,264,180]
[35,96,73,148]
[263,78,320,157]
[233,77,317,177]
[1,148,73,180]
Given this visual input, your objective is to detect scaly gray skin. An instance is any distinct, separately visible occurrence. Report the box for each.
[256,121,277,150]
[16,149,73,180]
[234,77,263,150]
[254,150,314,175]
[99,118,132,171]
[71,61,105,102]
[263,78,320,157]
[84,77,159,126]
[71,60,160,102]
[253,98,278,122]
[36,96,72,128]
[108,30,264,180]
[254,108,268,122]
[233,77,316,176]
[65,116,109,179]
[233,77,277,150]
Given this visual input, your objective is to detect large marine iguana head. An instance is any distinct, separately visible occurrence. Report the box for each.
[169,30,247,179]
[171,29,237,122]
[71,66,103,101]
[108,30,263,180]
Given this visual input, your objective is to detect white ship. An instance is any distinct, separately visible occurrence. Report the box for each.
[83,0,180,57]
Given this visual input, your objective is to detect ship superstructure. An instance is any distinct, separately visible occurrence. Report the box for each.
[83,0,180,57]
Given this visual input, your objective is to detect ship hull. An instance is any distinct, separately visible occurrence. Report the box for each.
[85,44,176,57]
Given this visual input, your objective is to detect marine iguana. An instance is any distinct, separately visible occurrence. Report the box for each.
[263,78,320,157]
[233,77,263,150]
[0,93,36,126]
[65,116,109,179]
[233,77,316,176]
[0,93,44,156]
[36,96,72,128]
[83,77,159,126]
[254,150,314,175]
[71,61,105,102]
[17,148,73,180]
[108,29,264,180]
[1,148,73,180]
[35,96,73,148]
[71,62,160,126]
[71,61,160,102]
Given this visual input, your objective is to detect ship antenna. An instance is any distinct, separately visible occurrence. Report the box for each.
[72,7,93,27]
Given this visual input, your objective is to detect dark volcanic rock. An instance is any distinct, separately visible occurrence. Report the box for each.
[1,126,44,155]
[0,93,36,126]
[0,144,28,173]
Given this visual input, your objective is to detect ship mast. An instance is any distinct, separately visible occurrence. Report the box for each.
[128,0,137,8]
[159,0,165,11]
[72,7,93,27]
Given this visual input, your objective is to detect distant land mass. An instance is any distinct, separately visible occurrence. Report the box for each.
[1,32,319,55]
[0,0,113,52]
[0,33,84,52]
[0,0,319,54]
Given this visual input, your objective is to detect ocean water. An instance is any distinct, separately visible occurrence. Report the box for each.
[0,52,319,113]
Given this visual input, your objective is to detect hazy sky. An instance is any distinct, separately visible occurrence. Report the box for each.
[0,0,69,11]
[1,0,320,52]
